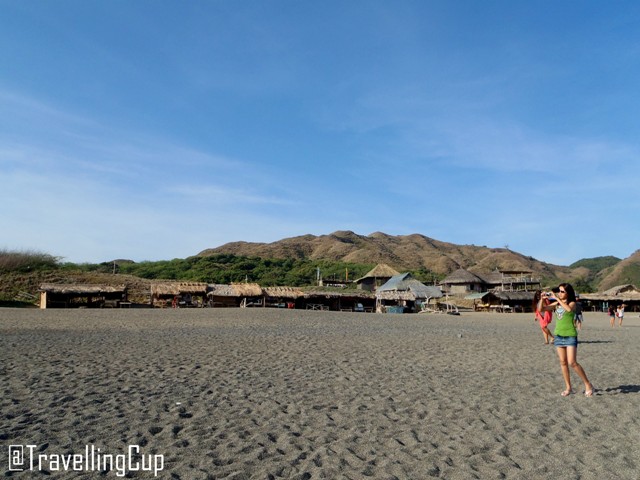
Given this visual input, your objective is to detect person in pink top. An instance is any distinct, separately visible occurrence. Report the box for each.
[533,290,554,344]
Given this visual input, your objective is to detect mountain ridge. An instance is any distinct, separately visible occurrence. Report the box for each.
[199,230,640,289]
[198,230,575,280]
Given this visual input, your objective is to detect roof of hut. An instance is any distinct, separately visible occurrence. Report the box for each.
[356,263,400,282]
[263,286,305,298]
[443,268,485,285]
[40,283,127,294]
[151,282,208,296]
[377,273,443,299]
[303,288,375,299]
[207,284,236,297]
[493,291,536,302]
[207,283,263,297]
[230,283,263,297]
[580,284,640,302]
[602,284,640,295]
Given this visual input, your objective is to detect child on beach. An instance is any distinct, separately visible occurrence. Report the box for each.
[533,291,554,344]
[538,283,594,397]
[608,305,616,328]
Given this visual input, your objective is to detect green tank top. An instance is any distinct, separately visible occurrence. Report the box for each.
[554,306,577,337]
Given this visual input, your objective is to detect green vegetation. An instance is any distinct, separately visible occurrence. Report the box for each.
[0,249,61,273]
[570,256,621,272]
[569,256,622,292]
[618,263,640,287]
[1,248,444,291]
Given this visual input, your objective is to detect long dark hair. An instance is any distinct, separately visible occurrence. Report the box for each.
[533,290,543,311]
[559,283,576,303]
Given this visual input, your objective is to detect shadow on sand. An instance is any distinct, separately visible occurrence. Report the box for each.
[603,385,640,395]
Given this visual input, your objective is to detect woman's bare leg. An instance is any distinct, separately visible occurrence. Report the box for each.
[556,347,572,394]
[566,346,592,395]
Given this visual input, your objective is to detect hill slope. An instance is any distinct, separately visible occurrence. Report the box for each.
[199,230,573,280]
[595,250,640,290]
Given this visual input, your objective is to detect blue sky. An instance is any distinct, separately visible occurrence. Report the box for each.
[1,1,639,266]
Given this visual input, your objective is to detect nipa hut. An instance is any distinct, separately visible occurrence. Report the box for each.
[151,282,208,307]
[302,288,375,312]
[442,269,486,295]
[376,273,443,313]
[355,263,400,292]
[262,286,305,309]
[580,284,640,312]
[465,290,536,313]
[39,283,128,309]
[207,283,263,308]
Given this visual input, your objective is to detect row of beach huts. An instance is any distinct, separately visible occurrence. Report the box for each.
[38,263,640,313]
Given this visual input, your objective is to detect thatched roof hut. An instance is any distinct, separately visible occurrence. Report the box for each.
[300,288,376,311]
[476,270,540,292]
[40,283,126,295]
[443,269,485,284]
[580,284,640,311]
[230,283,263,297]
[464,290,535,312]
[39,283,127,309]
[151,282,208,296]
[263,286,305,299]
[356,263,401,291]
[150,282,208,307]
[360,263,400,279]
[581,284,640,302]
[376,273,443,313]
[376,273,443,300]
[207,283,263,308]
[207,283,263,297]
[442,269,485,295]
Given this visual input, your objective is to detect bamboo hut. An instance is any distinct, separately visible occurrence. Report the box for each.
[207,283,263,308]
[580,284,640,312]
[375,273,443,313]
[150,282,208,307]
[302,288,376,312]
[262,286,305,308]
[442,269,485,295]
[477,270,541,292]
[39,283,127,309]
[465,291,535,313]
[356,263,400,292]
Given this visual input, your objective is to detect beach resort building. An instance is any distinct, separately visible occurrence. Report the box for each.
[356,263,400,292]
[375,273,443,313]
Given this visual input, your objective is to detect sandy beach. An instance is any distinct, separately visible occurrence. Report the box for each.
[1,308,639,479]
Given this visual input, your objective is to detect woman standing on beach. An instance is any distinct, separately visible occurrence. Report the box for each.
[533,290,554,344]
[617,304,625,326]
[538,283,594,397]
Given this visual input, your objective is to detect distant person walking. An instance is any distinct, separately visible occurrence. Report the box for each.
[574,295,583,331]
[538,283,594,397]
[608,305,616,328]
[533,290,554,344]
[617,305,625,326]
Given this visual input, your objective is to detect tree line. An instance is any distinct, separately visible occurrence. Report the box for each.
[0,249,442,287]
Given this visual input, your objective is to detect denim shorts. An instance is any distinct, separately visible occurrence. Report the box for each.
[554,335,578,348]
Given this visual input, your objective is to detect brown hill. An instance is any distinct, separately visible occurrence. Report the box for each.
[596,250,640,290]
[198,230,573,280]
